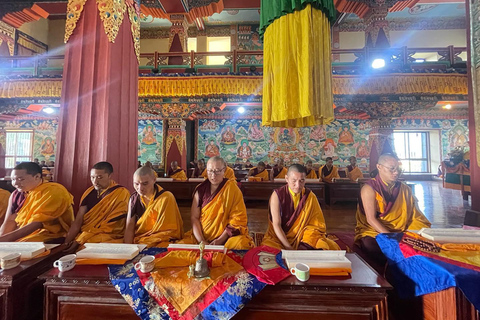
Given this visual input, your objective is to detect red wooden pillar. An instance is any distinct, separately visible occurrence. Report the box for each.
[55,0,139,204]
[164,119,187,173]
[168,14,188,66]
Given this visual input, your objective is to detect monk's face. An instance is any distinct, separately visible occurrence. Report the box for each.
[198,161,205,170]
[258,165,265,172]
[350,157,356,166]
[306,162,313,170]
[326,159,333,168]
[171,162,178,171]
[206,160,225,186]
[277,160,284,168]
[11,169,42,192]
[90,169,111,191]
[286,170,306,194]
[377,158,400,184]
[133,174,155,197]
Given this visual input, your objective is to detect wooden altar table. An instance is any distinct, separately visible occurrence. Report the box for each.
[41,253,391,320]
[324,181,361,205]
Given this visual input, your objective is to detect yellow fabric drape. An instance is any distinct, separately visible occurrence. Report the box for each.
[354,183,431,242]
[274,167,288,179]
[170,170,187,181]
[306,169,318,179]
[75,182,130,245]
[15,183,74,242]
[261,190,340,250]
[0,189,10,224]
[319,165,340,183]
[134,186,184,247]
[180,180,254,249]
[250,167,270,180]
[347,167,363,181]
[262,4,334,128]
[225,166,236,181]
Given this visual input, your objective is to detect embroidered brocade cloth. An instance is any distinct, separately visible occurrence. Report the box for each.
[109,247,267,320]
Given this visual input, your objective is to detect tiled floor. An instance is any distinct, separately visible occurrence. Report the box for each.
[178,180,471,234]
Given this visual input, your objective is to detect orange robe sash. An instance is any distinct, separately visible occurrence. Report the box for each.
[305,169,318,179]
[319,165,339,183]
[249,167,269,180]
[347,166,363,181]
[273,166,288,179]
[169,169,187,181]
[0,189,10,223]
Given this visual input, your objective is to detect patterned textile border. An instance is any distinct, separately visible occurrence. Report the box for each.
[0,74,468,99]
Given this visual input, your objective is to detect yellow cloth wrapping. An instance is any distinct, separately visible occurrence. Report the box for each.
[250,167,269,180]
[181,180,254,249]
[354,183,431,242]
[134,186,184,247]
[261,191,340,250]
[347,167,363,181]
[0,189,10,223]
[75,182,130,245]
[15,182,74,242]
[262,4,334,127]
[224,166,236,181]
[150,250,243,314]
[306,169,318,179]
[200,168,207,178]
[171,170,187,181]
[319,165,340,183]
[274,167,288,179]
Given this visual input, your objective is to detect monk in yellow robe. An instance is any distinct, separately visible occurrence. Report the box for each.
[168,161,187,181]
[0,162,74,243]
[319,157,340,183]
[224,166,236,181]
[346,156,363,181]
[65,162,130,247]
[355,154,431,265]
[247,162,269,181]
[262,164,339,250]
[305,160,318,179]
[181,156,254,249]
[125,166,183,247]
[0,188,10,223]
[194,159,207,178]
[271,159,288,180]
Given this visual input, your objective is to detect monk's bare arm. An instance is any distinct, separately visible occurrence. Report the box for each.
[270,192,294,250]
[191,191,207,244]
[361,185,390,233]
[124,198,136,244]
[64,205,88,244]
[0,195,16,235]
[0,221,42,241]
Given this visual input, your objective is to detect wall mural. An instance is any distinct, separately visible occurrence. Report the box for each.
[237,25,263,64]
[0,119,58,162]
[138,119,163,165]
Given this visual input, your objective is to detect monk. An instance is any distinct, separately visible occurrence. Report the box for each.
[64,162,130,246]
[319,157,340,183]
[0,188,11,223]
[224,165,237,181]
[271,159,288,180]
[247,161,270,181]
[193,159,207,178]
[305,160,318,179]
[125,166,183,247]
[0,162,74,243]
[261,164,339,250]
[346,156,363,181]
[168,161,187,181]
[181,156,254,249]
[355,154,431,265]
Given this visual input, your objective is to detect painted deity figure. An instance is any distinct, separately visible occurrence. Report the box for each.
[41,137,54,156]
[356,139,369,158]
[450,125,469,149]
[237,140,252,160]
[221,126,236,145]
[205,140,220,158]
[248,121,264,141]
[322,138,337,159]
[310,125,326,142]
[338,125,354,145]
[142,124,157,145]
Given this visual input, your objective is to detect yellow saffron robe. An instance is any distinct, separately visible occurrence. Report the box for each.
[273,167,288,179]
[15,183,74,242]
[170,169,187,181]
[224,166,236,181]
[181,179,254,249]
[347,166,363,181]
[319,165,340,183]
[75,182,130,244]
[133,185,184,247]
[261,186,339,250]
[354,183,431,242]
[305,169,318,179]
[0,189,10,223]
[249,167,270,181]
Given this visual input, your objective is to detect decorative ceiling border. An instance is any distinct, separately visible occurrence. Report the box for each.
[338,17,466,32]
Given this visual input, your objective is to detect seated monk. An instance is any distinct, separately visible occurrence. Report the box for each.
[193,159,207,178]
[261,164,339,250]
[247,161,270,181]
[125,166,183,247]
[319,157,340,183]
[180,156,254,249]
[64,162,130,247]
[168,161,187,181]
[305,160,318,179]
[355,154,431,266]
[0,162,74,243]
[346,156,363,181]
[271,159,288,180]
[224,166,237,181]
[0,188,11,223]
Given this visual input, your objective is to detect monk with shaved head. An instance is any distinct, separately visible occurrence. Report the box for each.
[261,164,339,250]
[355,154,431,264]
[180,156,254,249]
[124,166,183,247]
[168,161,187,181]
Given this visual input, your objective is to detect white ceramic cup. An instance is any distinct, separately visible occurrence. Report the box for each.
[290,263,310,282]
[53,254,76,272]
[134,255,155,273]
[1,253,21,270]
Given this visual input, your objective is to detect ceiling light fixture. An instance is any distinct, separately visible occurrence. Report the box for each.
[237,106,245,114]
[43,107,55,114]
[371,58,385,69]
[443,104,452,110]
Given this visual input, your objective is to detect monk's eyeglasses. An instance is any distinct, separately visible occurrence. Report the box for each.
[207,167,225,175]
[380,164,400,173]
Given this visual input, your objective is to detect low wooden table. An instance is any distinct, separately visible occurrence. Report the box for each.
[325,181,361,205]
[157,181,201,200]
[0,245,65,320]
[41,253,391,320]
